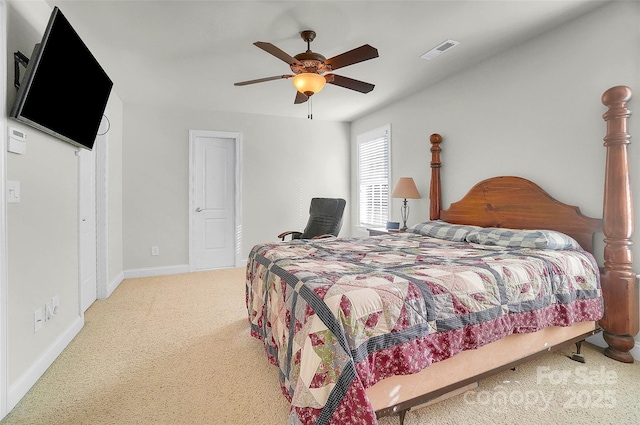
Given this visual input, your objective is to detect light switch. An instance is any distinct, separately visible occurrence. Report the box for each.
[7,181,20,203]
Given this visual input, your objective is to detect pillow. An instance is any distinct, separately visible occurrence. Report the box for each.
[465,227,582,250]
[407,220,482,242]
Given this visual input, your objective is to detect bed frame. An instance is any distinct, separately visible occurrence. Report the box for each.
[370,85,638,423]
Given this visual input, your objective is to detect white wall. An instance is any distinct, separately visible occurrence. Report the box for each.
[351,1,640,345]
[0,0,8,417]
[6,0,82,400]
[122,104,350,273]
[4,0,125,411]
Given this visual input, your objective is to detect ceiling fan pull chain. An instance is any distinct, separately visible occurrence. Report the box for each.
[308,96,313,120]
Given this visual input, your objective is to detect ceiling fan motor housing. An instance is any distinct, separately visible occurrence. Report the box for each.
[291,31,330,75]
[290,56,331,74]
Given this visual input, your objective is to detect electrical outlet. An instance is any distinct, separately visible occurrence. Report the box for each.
[151,246,159,256]
[45,301,54,322]
[34,309,43,333]
[52,296,60,316]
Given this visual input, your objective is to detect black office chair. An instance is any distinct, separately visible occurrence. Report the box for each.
[278,198,346,241]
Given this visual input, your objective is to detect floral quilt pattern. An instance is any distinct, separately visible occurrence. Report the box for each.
[245,233,603,425]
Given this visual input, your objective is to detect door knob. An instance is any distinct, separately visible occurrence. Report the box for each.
[196,207,203,212]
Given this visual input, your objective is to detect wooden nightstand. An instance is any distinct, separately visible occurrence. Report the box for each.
[367,228,404,236]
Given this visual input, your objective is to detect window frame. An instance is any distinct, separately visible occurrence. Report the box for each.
[356,124,391,229]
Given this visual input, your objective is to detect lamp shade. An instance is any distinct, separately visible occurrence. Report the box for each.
[292,73,326,96]
[391,177,420,199]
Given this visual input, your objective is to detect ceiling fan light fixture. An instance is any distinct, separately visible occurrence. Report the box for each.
[292,73,326,96]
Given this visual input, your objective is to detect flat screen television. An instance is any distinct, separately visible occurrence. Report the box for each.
[10,7,113,150]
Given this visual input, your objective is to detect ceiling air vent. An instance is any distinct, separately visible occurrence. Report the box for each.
[420,40,459,60]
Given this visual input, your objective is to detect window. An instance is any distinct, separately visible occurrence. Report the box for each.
[357,125,390,228]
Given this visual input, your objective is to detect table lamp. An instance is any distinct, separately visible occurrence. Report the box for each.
[391,177,421,230]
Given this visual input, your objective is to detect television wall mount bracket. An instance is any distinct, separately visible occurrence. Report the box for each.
[13,51,29,89]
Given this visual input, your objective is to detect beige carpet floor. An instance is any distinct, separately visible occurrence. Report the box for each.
[1,267,638,425]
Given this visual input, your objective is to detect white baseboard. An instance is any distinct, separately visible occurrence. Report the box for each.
[123,264,190,279]
[587,332,639,361]
[122,263,247,280]
[7,315,84,412]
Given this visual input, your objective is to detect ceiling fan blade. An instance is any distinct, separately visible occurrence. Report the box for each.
[234,75,294,86]
[254,42,300,65]
[325,44,379,71]
[325,74,375,93]
[294,91,308,104]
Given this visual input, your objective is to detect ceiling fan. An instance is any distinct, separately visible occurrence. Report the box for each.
[234,30,379,105]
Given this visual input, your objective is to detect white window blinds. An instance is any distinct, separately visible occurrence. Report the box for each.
[357,125,390,227]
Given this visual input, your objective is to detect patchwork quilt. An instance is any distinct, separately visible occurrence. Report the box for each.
[245,233,603,425]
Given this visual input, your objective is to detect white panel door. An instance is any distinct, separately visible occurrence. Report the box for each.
[193,134,236,270]
[78,148,97,312]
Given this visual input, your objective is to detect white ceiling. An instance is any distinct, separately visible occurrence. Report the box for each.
[46,0,608,122]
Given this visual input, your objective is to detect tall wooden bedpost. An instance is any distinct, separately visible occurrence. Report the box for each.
[429,133,442,221]
[600,85,639,363]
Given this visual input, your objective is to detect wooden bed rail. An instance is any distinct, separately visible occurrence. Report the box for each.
[600,85,638,363]
[428,85,638,363]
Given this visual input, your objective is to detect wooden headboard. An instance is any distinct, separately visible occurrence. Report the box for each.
[433,173,602,254]
[428,86,638,363]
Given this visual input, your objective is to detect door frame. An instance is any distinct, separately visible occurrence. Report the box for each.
[188,130,242,271]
